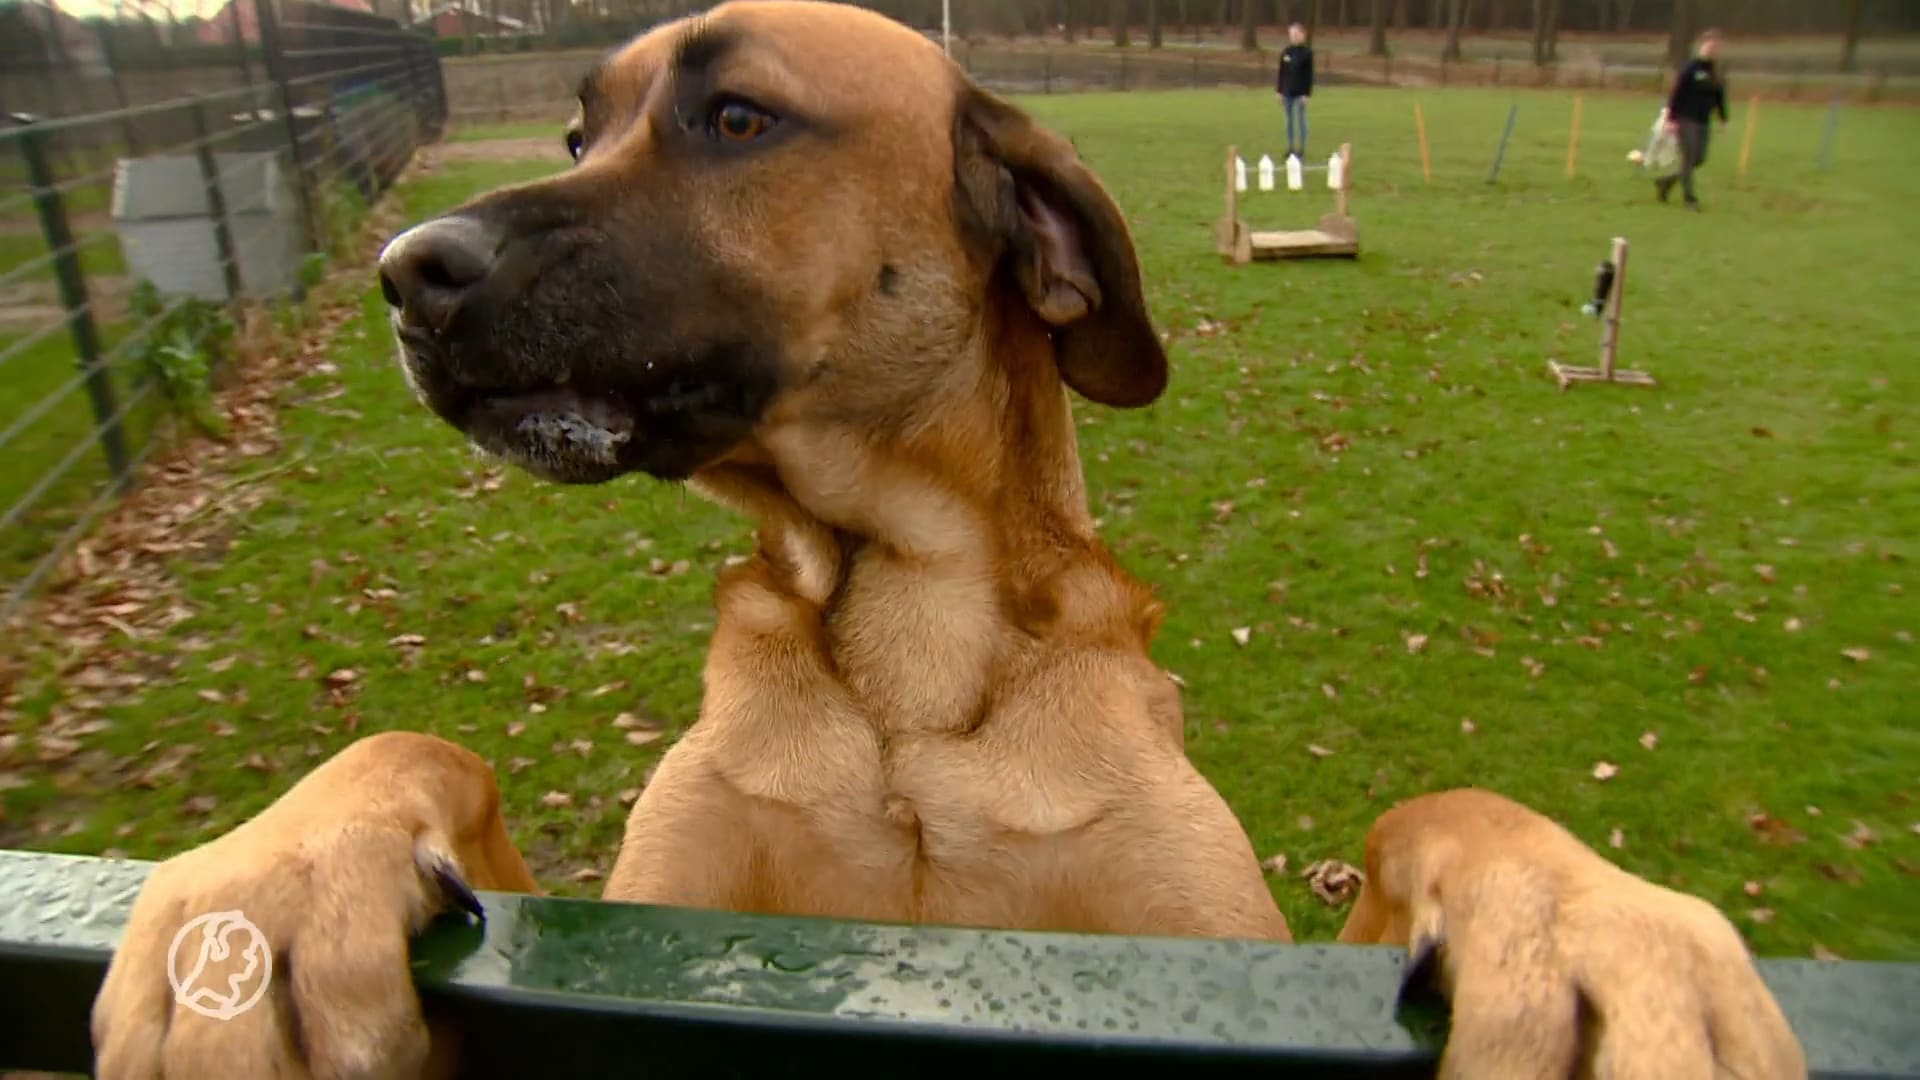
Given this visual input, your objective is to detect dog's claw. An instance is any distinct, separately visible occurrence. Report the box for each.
[430,858,485,921]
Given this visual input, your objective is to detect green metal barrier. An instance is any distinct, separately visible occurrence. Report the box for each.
[2,850,1916,1077]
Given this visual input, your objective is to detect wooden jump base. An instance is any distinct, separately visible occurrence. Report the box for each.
[1215,142,1359,264]
[1547,236,1657,390]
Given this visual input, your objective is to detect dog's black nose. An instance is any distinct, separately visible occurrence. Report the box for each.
[377,216,497,330]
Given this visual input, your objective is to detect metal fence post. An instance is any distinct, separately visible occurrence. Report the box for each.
[190,98,246,312]
[400,32,429,135]
[255,0,323,260]
[14,117,130,485]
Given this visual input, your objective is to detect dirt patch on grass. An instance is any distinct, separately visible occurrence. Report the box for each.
[426,136,563,166]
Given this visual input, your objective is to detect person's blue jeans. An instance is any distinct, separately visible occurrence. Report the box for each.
[1282,95,1309,157]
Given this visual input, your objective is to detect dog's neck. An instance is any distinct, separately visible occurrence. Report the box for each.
[689,309,1162,738]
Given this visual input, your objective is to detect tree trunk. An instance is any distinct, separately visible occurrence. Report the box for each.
[1530,0,1545,64]
[1543,0,1558,61]
[1487,0,1503,30]
[1442,0,1466,58]
[1148,0,1162,44]
[1113,0,1130,44]
[1064,0,1077,42]
[1616,0,1635,32]
[1667,0,1693,69]
[1307,0,1320,34]
[1393,0,1407,31]
[1239,0,1258,50]
[1368,0,1387,53]
[1839,0,1863,72]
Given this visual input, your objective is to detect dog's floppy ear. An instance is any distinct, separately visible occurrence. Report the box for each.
[953,85,1167,409]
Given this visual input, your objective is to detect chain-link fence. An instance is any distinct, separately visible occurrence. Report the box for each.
[1,0,446,619]
[440,36,1918,130]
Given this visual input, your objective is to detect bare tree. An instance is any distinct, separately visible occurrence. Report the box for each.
[1530,0,1559,65]
[1840,0,1863,72]
[1667,0,1694,68]
[1239,0,1257,51]
[1112,0,1130,44]
[1368,0,1387,54]
[1148,0,1162,45]
[1442,0,1467,59]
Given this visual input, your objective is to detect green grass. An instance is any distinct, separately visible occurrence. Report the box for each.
[0,323,169,585]
[0,228,128,285]
[3,86,1915,962]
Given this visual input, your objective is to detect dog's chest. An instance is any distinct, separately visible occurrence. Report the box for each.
[826,559,1004,738]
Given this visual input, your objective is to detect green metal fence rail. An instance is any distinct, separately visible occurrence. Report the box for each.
[2,851,1916,1077]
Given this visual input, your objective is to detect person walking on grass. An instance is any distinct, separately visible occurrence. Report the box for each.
[1658,28,1729,211]
[1276,22,1314,161]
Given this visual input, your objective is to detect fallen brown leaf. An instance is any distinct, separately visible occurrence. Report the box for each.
[1231,626,1252,647]
[1608,827,1624,849]
[540,791,574,809]
[1259,853,1288,875]
[1303,859,1364,906]
[1842,821,1875,850]
[1747,811,1808,847]
[625,730,664,747]
[1639,731,1658,751]
[568,867,604,883]
[1592,761,1619,782]
[619,787,643,806]
[1747,908,1775,924]
[1460,719,1476,735]
[1404,633,1429,655]
[1744,880,1764,897]
[1812,944,1841,962]
[324,669,357,687]
[1841,647,1871,663]
[1306,743,1334,759]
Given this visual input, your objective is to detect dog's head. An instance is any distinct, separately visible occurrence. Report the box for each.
[377,0,1166,488]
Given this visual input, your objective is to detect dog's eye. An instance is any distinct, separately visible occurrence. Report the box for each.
[711,99,776,143]
[565,129,585,161]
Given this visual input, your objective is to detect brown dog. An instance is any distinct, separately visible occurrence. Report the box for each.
[90,3,1805,1077]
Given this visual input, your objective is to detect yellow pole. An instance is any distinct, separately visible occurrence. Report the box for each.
[1415,102,1432,185]
[1565,94,1583,179]
[1738,95,1760,180]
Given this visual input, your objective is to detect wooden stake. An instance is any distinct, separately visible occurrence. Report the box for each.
[1414,102,1432,185]
[1547,236,1656,390]
[1336,142,1352,219]
[1597,235,1627,378]
[1564,94,1583,179]
[1737,95,1759,180]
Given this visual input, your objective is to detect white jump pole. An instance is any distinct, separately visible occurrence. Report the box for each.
[943,0,951,55]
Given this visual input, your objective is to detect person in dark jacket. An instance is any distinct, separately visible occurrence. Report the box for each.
[1659,28,1729,210]
[1275,23,1314,160]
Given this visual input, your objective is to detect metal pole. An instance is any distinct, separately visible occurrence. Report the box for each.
[943,0,951,55]
[1486,102,1517,184]
[190,98,246,311]
[255,0,322,262]
[14,116,129,484]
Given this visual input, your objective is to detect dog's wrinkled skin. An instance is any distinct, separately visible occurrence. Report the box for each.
[91,4,1806,1077]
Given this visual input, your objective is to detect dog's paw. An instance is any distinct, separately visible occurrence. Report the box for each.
[92,733,496,1080]
[1343,789,1807,1080]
